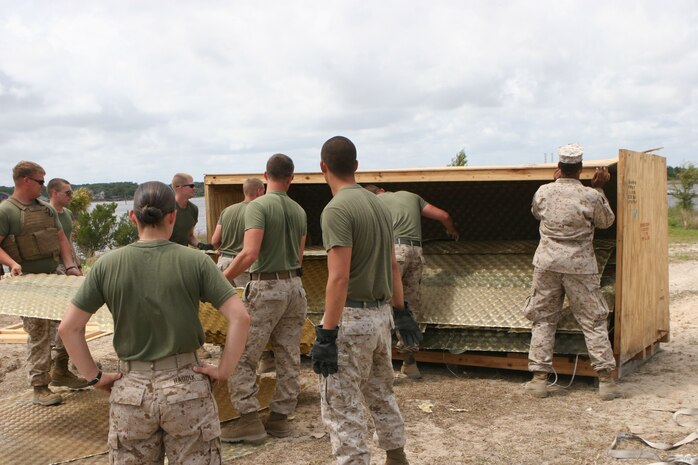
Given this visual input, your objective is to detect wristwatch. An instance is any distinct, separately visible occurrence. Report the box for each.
[86,370,102,386]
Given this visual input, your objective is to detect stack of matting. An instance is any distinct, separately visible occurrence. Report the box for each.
[302,240,616,356]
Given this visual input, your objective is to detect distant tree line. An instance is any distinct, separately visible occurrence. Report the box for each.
[0,181,205,200]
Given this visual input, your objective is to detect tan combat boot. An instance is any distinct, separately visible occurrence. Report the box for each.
[51,351,89,389]
[400,353,422,380]
[264,411,291,438]
[597,370,622,401]
[220,412,267,443]
[524,372,549,398]
[33,385,62,406]
[257,350,276,375]
[385,447,409,465]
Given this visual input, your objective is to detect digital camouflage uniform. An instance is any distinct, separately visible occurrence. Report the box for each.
[0,198,61,387]
[525,178,616,373]
[378,191,427,322]
[227,190,307,416]
[216,201,251,288]
[72,240,236,464]
[321,184,406,465]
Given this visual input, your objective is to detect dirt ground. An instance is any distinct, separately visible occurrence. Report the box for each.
[1,244,697,465]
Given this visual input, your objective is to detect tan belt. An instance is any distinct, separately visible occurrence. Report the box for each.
[119,352,198,372]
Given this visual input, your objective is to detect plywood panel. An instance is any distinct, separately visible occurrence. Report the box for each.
[205,158,618,185]
[204,184,244,240]
[616,150,669,365]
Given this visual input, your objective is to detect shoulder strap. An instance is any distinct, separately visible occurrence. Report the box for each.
[6,197,27,211]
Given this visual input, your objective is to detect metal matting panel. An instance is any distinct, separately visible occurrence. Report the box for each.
[420,327,589,354]
[0,274,114,330]
[0,389,109,465]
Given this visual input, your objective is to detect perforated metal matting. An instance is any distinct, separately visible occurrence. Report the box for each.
[0,274,113,330]
[0,389,109,465]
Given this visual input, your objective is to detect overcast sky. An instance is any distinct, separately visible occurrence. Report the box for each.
[0,1,696,186]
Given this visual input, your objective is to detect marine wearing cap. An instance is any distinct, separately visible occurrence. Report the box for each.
[558,143,584,164]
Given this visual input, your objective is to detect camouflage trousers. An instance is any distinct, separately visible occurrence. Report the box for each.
[319,304,406,465]
[108,359,221,464]
[21,316,65,386]
[524,268,616,373]
[395,244,425,322]
[228,276,307,415]
[216,256,250,288]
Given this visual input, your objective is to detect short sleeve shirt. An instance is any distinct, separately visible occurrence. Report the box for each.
[321,184,393,302]
[378,191,427,241]
[217,201,249,256]
[532,178,615,274]
[0,198,62,273]
[170,200,198,246]
[57,207,73,239]
[244,191,307,273]
[72,240,236,361]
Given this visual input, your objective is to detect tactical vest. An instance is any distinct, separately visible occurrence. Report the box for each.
[1,198,61,263]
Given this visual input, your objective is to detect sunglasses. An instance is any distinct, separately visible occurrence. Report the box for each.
[178,183,195,188]
[64,190,73,196]
[26,176,45,186]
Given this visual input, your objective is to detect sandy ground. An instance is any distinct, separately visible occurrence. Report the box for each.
[1,245,697,465]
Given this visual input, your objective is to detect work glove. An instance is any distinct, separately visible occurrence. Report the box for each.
[197,242,214,251]
[311,325,338,377]
[393,302,423,351]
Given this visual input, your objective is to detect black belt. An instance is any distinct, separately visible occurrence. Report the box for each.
[249,269,303,280]
[395,238,422,247]
[345,299,387,308]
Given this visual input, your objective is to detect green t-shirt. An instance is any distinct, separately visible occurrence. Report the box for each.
[170,200,198,246]
[378,191,427,241]
[217,201,249,256]
[71,240,236,361]
[56,207,73,239]
[321,184,393,302]
[0,198,62,273]
[244,191,307,273]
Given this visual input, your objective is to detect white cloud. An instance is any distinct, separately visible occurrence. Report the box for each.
[0,0,696,186]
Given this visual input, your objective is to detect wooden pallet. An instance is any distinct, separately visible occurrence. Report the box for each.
[0,322,111,344]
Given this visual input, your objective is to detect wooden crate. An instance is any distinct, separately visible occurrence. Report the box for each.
[204,150,669,378]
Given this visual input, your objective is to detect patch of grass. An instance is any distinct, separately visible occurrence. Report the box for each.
[669,226,698,244]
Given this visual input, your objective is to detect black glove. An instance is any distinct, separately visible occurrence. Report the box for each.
[393,302,423,350]
[197,242,214,251]
[311,325,338,377]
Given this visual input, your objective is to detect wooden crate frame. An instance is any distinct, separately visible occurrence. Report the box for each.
[205,150,669,378]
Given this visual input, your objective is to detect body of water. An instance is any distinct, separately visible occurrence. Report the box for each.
[92,197,208,235]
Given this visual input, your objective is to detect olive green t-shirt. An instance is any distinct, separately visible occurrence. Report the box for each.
[170,200,198,246]
[217,201,249,256]
[321,184,393,302]
[244,191,307,273]
[71,240,236,361]
[378,191,427,241]
[0,198,62,273]
[57,207,73,239]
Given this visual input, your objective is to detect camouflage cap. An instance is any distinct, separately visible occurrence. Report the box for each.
[558,143,583,164]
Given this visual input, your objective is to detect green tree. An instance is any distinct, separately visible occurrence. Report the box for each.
[449,149,468,167]
[113,213,138,247]
[67,187,93,217]
[670,162,698,229]
[75,203,118,257]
